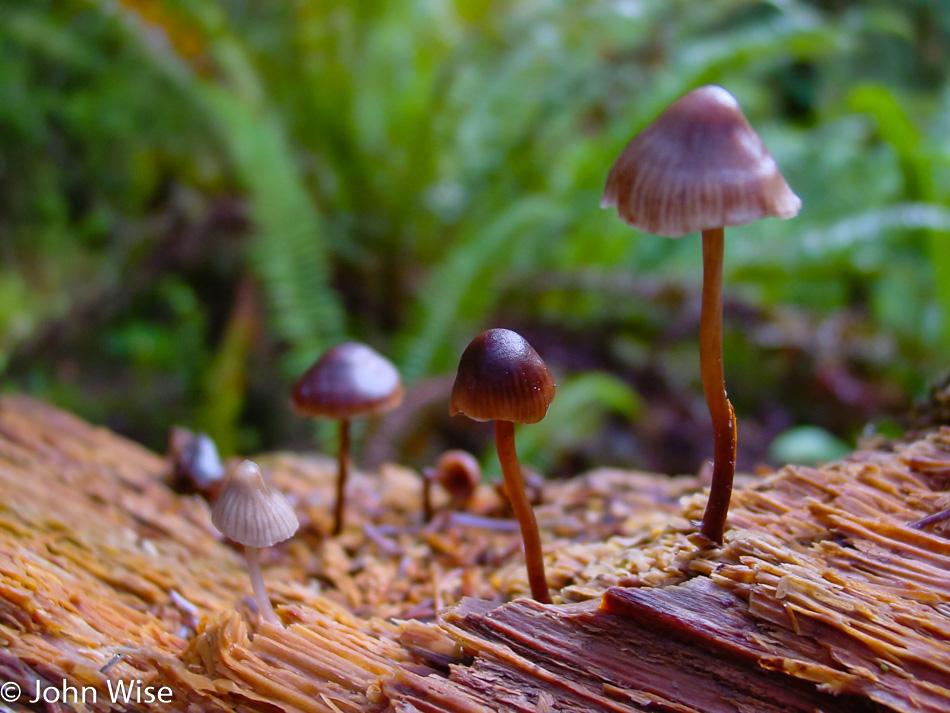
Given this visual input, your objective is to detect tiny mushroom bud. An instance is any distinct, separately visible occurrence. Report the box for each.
[211,459,299,625]
[291,342,404,536]
[602,85,801,545]
[422,450,481,522]
[450,328,555,603]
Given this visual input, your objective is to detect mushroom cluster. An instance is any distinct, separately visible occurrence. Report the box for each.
[205,85,802,625]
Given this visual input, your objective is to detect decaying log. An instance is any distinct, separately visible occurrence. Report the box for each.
[1,394,949,712]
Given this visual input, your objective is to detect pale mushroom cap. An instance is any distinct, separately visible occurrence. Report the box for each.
[211,460,299,548]
[291,342,405,420]
[601,85,802,238]
[450,329,556,425]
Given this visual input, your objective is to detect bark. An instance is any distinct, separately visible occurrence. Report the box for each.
[0,395,948,712]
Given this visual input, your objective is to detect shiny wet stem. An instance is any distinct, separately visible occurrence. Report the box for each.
[698,227,737,546]
[494,419,551,603]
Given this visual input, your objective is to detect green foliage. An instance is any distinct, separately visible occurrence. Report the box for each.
[397,196,567,384]
[199,85,347,375]
[0,1,216,360]
[2,0,950,470]
[768,425,851,466]
[512,372,641,474]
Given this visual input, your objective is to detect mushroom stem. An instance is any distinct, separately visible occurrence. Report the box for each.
[421,468,434,523]
[332,419,351,536]
[493,420,551,603]
[698,227,737,545]
[244,546,279,625]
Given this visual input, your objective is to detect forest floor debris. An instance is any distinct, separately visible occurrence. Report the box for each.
[1,395,949,711]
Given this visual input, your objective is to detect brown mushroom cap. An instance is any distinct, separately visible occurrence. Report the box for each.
[432,449,481,504]
[291,342,404,420]
[600,85,801,238]
[211,460,299,548]
[449,329,556,424]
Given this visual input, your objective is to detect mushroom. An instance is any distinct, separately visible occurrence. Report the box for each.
[211,459,299,625]
[291,342,404,536]
[450,328,556,603]
[601,85,801,545]
[168,427,226,501]
[422,449,482,522]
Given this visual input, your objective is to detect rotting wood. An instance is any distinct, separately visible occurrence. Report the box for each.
[0,394,949,711]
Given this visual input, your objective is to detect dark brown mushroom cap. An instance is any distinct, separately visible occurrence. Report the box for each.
[449,329,556,424]
[601,85,801,238]
[291,342,404,420]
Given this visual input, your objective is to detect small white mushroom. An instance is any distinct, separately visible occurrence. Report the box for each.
[211,459,298,625]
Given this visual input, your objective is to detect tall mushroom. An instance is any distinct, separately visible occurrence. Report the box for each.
[601,85,801,545]
[450,328,556,603]
[211,459,299,625]
[291,342,404,536]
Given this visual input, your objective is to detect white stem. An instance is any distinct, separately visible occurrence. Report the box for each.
[244,546,280,625]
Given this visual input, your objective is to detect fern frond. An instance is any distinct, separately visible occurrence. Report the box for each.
[396,196,565,385]
[199,82,347,378]
[511,371,641,473]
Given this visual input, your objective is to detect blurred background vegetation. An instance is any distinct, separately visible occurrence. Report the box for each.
[2,0,950,479]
